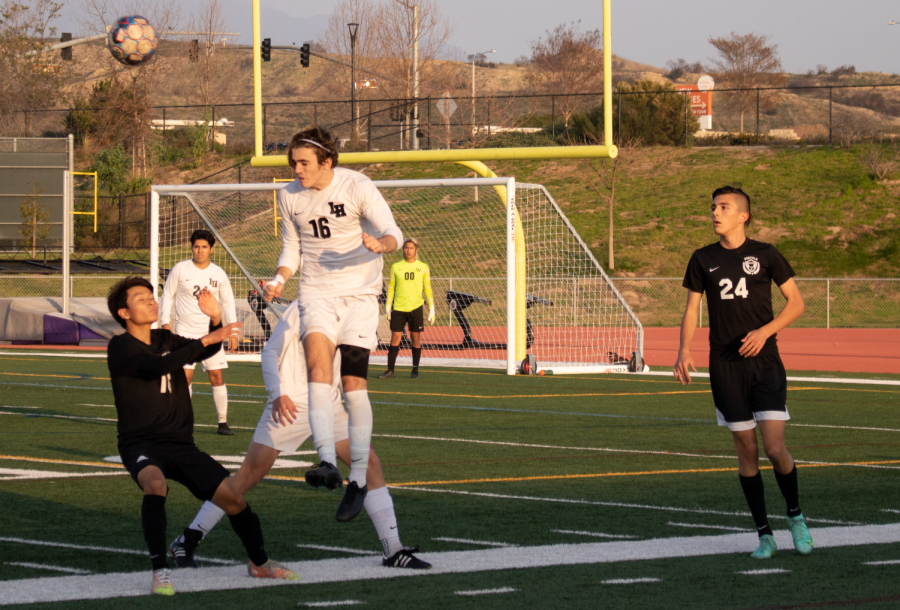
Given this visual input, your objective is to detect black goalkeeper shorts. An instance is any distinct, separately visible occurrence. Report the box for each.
[119,442,230,501]
[390,306,424,333]
[709,354,789,432]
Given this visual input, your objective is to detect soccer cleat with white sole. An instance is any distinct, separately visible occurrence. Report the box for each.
[383,547,432,570]
[786,513,813,555]
[750,534,777,559]
[151,568,175,596]
[248,559,299,580]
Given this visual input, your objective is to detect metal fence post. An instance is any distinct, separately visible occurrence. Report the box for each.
[617,91,622,146]
[211,105,216,151]
[427,98,431,149]
[119,194,125,249]
[684,91,689,147]
[826,279,830,329]
[262,104,267,151]
[698,296,703,328]
[756,89,760,145]
[829,88,833,145]
[551,96,555,139]
[162,107,167,147]
[237,163,242,221]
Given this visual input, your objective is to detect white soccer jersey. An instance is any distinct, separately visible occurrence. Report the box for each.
[159,260,237,337]
[276,167,402,304]
[260,301,342,407]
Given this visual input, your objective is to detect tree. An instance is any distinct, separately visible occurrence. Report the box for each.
[665,58,704,81]
[582,140,637,271]
[18,181,51,258]
[0,0,71,134]
[174,0,229,108]
[524,20,603,132]
[707,32,785,132]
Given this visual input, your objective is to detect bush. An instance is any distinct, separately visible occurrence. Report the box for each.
[565,79,700,146]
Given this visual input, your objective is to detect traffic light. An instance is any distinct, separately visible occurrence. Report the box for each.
[300,43,310,68]
[261,38,271,62]
[190,39,199,62]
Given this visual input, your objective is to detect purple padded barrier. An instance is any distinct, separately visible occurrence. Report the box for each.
[43,313,80,345]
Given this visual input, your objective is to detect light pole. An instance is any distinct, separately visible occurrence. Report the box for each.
[348,22,359,146]
[471,49,496,139]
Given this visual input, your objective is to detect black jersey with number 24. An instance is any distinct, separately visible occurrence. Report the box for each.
[682,239,795,360]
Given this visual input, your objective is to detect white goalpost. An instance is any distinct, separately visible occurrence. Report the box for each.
[150,177,644,375]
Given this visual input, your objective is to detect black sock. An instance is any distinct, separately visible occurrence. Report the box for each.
[739,471,773,537]
[411,347,422,370]
[182,527,203,553]
[387,346,399,371]
[141,494,169,571]
[774,465,802,517]
[228,505,268,566]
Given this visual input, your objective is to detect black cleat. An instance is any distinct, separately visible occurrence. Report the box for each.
[336,482,367,522]
[383,546,432,570]
[217,422,234,436]
[410,369,419,379]
[168,535,199,569]
[377,370,395,379]
[305,461,343,490]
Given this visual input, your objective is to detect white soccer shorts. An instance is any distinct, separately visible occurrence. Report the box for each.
[176,328,229,372]
[299,295,379,351]
[252,398,349,454]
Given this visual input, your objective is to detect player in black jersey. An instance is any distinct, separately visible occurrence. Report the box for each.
[106,277,297,595]
[674,186,813,559]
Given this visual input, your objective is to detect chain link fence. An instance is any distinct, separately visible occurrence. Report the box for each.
[11,84,900,153]
[2,275,897,329]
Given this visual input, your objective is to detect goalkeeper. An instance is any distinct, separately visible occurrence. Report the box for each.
[379,237,434,379]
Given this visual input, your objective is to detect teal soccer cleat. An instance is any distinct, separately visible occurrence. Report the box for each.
[750,534,777,559]
[786,513,814,555]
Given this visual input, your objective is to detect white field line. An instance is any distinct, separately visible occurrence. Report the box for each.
[432,537,517,548]
[738,569,791,575]
[640,371,900,387]
[601,578,661,584]
[2,523,900,605]
[791,423,900,433]
[0,351,106,358]
[0,410,257,431]
[864,559,900,565]
[0,537,238,566]
[4,562,92,575]
[392,487,860,526]
[0,405,41,409]
[0,456,122,470]
[226,400,262,404]
[78,404,115,408]
[0,468,128,481]
[455,587,517,596]
[882,509,900,514]
[668,522,752,533]
[297,545,381,556]
[301,602,365,607]
[552,530,637,540]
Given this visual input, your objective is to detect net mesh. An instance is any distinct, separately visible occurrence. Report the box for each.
[154,180,642,370]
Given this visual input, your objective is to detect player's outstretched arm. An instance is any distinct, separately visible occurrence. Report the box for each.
[197,287,243,348]
[674,290,702,385]
[739,278,805,357]
[362,232,397,254]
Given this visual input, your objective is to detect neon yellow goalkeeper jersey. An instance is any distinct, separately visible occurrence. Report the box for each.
[386,259,434,313]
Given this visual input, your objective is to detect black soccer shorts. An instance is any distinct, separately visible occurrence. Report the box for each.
[119,442,230,501]
[390,305,425,333]
[708,354,789,432]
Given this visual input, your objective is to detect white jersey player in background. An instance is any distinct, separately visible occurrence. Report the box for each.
[263,126,402,522]
[160,229,239,435]
[168,301,432,570]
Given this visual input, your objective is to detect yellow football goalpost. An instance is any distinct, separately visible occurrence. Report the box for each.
[246,0,616,365]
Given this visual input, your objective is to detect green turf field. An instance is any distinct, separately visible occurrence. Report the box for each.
[1,351,900,609]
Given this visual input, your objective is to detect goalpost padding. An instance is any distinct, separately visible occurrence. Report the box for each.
[150,178,643,374]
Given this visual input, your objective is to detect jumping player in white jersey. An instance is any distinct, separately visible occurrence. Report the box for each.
[161,229,239,435]
[168,301,431,570]
[263,126,402,522]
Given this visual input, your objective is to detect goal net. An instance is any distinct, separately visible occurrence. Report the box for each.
[150,177,643,374]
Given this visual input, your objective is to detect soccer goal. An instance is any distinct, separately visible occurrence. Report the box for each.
[150,177,644,375]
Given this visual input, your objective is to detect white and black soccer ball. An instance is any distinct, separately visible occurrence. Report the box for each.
[108,15,158,66]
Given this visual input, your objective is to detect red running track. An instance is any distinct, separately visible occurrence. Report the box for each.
[644,328,900,375]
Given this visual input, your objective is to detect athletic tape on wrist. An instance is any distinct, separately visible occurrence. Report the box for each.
[266,274,285,288]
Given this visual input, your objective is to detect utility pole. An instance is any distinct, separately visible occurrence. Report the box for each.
[349,23,359,146]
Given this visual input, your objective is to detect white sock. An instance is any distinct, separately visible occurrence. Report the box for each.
[212,385,228,423]
[308,382,336,465]
[364,487,402,557]
[188,501,226,539]
[344,390,373,486]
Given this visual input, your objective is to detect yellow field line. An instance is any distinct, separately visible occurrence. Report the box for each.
[0,372,99,380]
[0,454,123,469]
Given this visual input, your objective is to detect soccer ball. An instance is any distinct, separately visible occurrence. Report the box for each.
[108,15,157,66]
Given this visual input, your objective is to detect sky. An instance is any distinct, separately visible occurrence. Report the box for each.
[56,0,900,75]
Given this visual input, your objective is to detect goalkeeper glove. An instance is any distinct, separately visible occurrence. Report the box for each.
[385,308,391,321]
[427,307,435,325]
